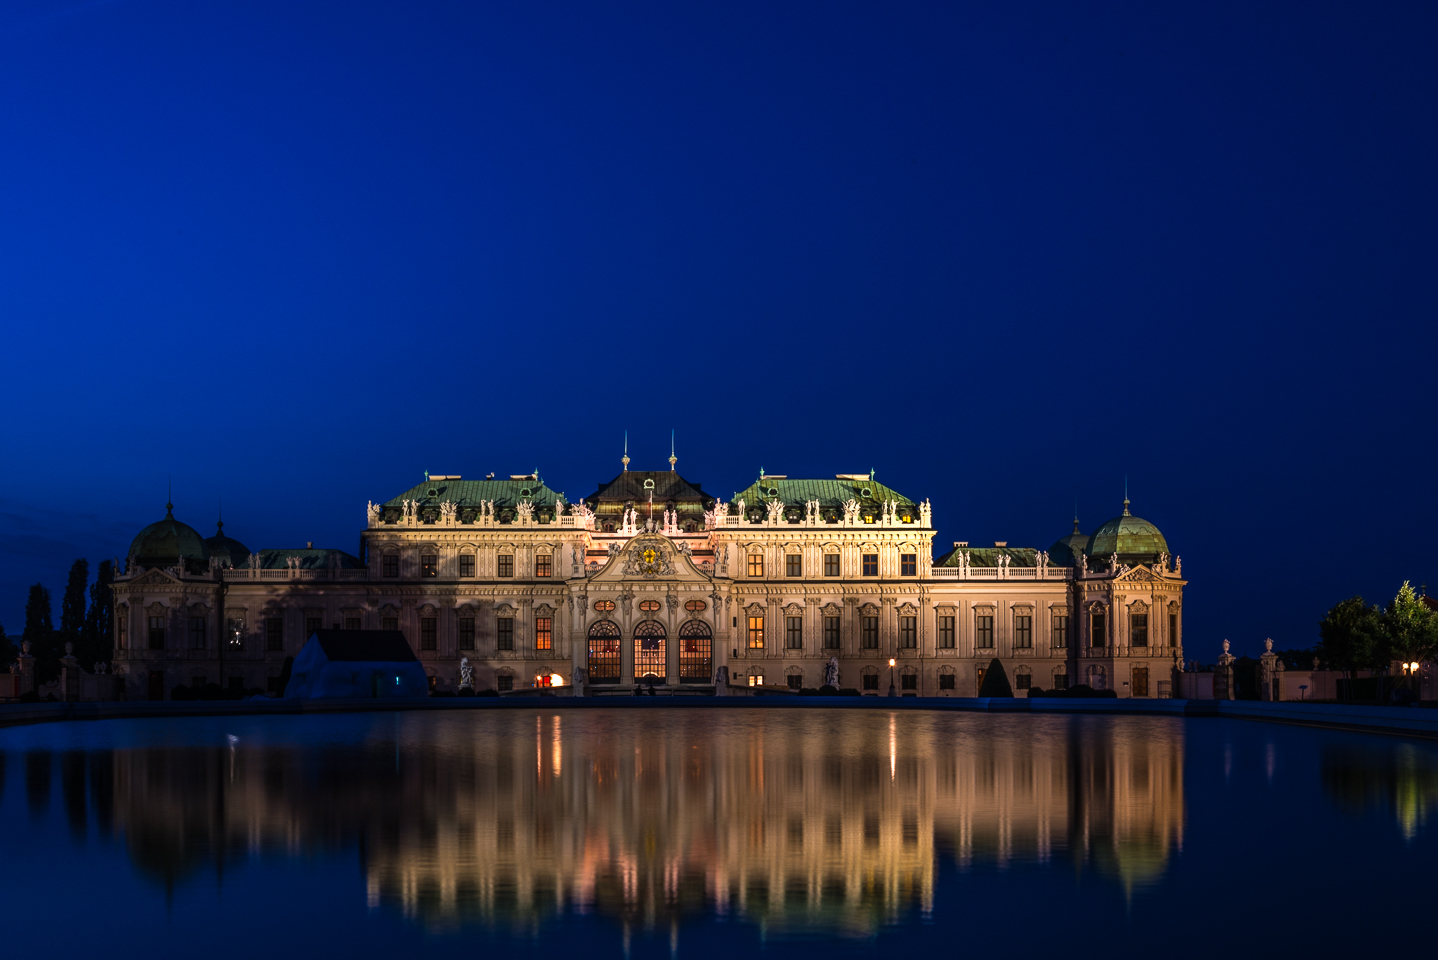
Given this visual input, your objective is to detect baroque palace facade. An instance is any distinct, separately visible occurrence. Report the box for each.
[108,457,1186,700]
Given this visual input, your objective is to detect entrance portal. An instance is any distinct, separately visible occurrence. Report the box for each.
[634,619,666,683]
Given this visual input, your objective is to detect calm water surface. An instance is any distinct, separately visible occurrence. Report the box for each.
[1,708,1434,958]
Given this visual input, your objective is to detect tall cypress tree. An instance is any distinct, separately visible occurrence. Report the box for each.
[23,584,57,685]
[60,559,89,652]
[85,560,114,670]
[0,622,15,671]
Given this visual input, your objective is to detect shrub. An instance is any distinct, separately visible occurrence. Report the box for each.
[476,688,499,697]
[170,685,195,701]
[1027,687,1046,698]
[457,688,476,697]
[818,684,839,696]
[977,658,1014,698]
[837,687,861,697]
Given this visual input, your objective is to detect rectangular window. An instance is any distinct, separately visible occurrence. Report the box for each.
[305,617,322,638]
[787,674,803,690]
[1131,613,1149,647]
[939,673,956,690]
[747,616,765,649]
[786,554,802,578]
[382,554,399,578]
[1053,615,1069,649]
[188,617,205,650]
[1092,611,1107,647]
[901,673,917,690]
[148,616,166,650]
[899,616,917,649]
[824,553,839,577]
[938,615,955,649]
[1169,612,1178,645]
[420,617,436,651]
[497,555,513,578]
[862,673,879,691]
[1053,672,1069,691]
[823,616,840,650]
[786,616,803,650]
[975,615,994,649]
[345,617,361,631]
[748,554,764,577]
[862,554,878,577]
[458,617,475,650]
[266,617,283,652]
[497,674,513,692]
[226,618,243,649]
[421,554,437,578]
[1015,673,1031,690]
[861,616,878,649]
[382,616,398,632]
[535,617,552,651]
[497,617,514,651]
[535,554,551,578]
[1014,615,1032,649]
[901,553,916,577]
[458,554,475,578]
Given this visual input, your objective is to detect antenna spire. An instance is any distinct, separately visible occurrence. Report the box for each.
[621,431,630,472]
[669,429,676,472]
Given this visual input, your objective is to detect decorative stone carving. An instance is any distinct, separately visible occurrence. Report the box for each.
[766,498,784,524]
[367,501,382,527]
[516,500,534,524]
[825,657,840,688]
[459,657,473,690]
[842,499,860,524]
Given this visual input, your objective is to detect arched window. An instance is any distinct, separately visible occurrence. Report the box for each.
[678,619,711,683]
[594,599,615,612]
[634,619,666,682]
[635,617,667,678]
[603,522,615,532]
[685,599,706,612]
[638,599,661,613]
[587,620,621,684]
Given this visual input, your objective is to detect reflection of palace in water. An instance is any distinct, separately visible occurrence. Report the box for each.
[82,712,1190,934]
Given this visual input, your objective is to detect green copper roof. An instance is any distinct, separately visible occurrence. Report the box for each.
[934,546,1041,567]
[256,548,365,570]
[730,477,917,509]
[129,504,210,566]
[1085,500,1169,560]
[383,478,564,509]
[1047,519,1088,567]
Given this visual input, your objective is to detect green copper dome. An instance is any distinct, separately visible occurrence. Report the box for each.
[1048,518,1089,567]
[204,520,250,569]
[128,503,210,570]
[1085,500,1169,562]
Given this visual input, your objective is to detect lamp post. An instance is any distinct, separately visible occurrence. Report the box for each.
[888,658,896,698]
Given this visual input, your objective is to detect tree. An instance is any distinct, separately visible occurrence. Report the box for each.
[1378,581,1438,668]
[0,622,15,671]
[977,658,1014,697]
[84,560,114,670]
[23,583,58,685]
[60,558,88,654]
[1317,596,1381,685]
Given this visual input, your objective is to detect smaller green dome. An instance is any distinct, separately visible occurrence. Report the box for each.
[1048,518,1089,567]
[204,520,250,569]
[128,503,209,571]
[1085,499,1169,562]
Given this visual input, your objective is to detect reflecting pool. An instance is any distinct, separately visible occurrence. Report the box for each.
[1,708,1435,957]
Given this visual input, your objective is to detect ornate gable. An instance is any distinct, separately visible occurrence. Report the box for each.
[1114,565,1164,584]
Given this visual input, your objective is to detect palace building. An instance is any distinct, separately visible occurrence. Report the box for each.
[108,456,1186,700]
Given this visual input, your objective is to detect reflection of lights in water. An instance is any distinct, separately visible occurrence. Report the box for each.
[102,712,1186,935]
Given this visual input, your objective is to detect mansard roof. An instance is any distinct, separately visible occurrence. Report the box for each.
[256,548,365,569]
[934,546,1041,567]
[731,476,917,508]
[586,471,715,506]
[383,477,564,509]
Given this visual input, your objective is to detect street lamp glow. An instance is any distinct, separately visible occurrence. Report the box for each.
[889,658,896,667]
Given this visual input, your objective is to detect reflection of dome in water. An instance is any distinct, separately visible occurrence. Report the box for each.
[1085,499,1169,561]
[128,503,209,569]
[203,520,250,568]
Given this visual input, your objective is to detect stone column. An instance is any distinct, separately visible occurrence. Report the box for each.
[1259,639,1281,701]
[16,640,35,696]
[60,643,80,702]
[1215,640,1236,700]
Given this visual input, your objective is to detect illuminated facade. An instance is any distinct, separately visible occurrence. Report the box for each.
[108,459,1186,699]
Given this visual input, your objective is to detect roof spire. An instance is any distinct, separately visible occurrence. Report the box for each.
[217,495,223,534]
[621,431,630,472]
[1073,498,1080,534]
[669,429,676,472]
[1123,476,1131,516]
[166,475,173,517]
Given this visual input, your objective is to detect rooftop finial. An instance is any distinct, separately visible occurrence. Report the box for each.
[621,431,630,472]
[1123,476,1130,515]
[166,475,173,516]
[669,430,676,472]
[217,496,223,534]
[1073,498,1080,534]
[870,467,875,481]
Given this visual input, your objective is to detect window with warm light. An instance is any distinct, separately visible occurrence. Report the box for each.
[421,554,437,578]
[748,616,765,649]
[535,617,552,650]
[535,553,551,577]
[748,554,764,577]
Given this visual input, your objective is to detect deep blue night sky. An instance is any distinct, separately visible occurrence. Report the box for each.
[2,0,1435,656]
